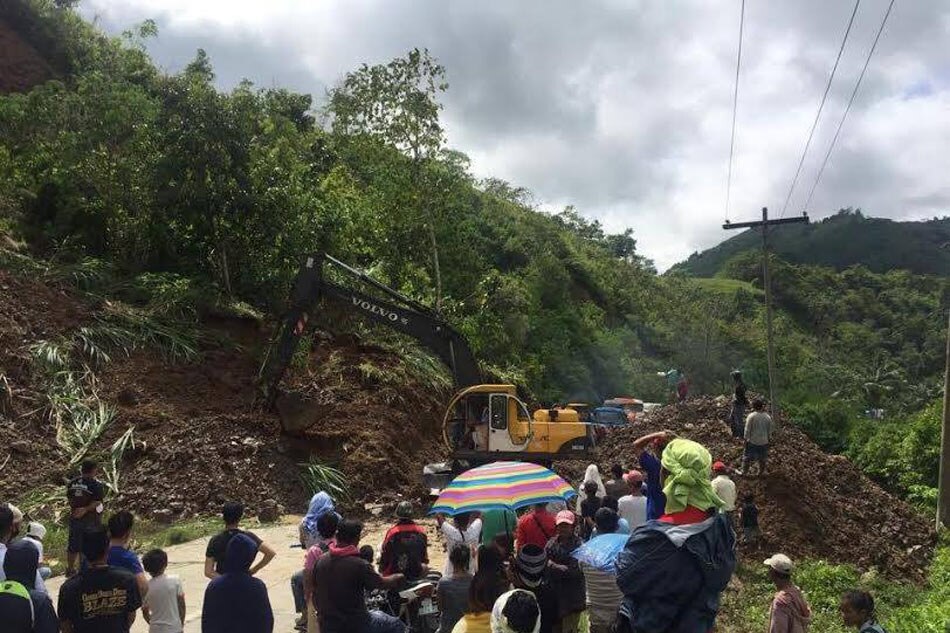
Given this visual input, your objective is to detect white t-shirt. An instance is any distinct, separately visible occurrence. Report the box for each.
[440,518,482,576]
[617,495,648,530]
[712,475,737,511]
[144,574,184,633]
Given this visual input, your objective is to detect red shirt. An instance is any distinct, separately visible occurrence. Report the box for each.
[658,505,712,525]
[515,509,556,550]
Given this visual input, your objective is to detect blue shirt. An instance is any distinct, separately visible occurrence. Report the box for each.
[107,546,143,575]
[640,452,666,520]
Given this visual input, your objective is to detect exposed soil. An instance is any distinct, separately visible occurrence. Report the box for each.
[560,397,936,581]
[0,18,55,94]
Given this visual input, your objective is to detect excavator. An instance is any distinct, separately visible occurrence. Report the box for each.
[261,253,596,490]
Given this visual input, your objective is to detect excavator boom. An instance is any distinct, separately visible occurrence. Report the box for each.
[262,253,480,407]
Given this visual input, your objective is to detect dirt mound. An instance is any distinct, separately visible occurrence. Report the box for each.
[0,18,55,94]
[2,264,447,521]
[587,397,936,580]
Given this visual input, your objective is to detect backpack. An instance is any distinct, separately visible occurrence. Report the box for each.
[0,580,34,628]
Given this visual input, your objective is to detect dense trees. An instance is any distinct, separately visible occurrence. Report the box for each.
[1,1,946,498]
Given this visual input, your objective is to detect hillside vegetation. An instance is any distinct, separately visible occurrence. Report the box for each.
[672,209,950,277]
[0,0,947,525]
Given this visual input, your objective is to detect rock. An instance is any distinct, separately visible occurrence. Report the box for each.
[9,440,31,454]
[258,499,281,523]
[152,509,175,524]
[117,387,141,406]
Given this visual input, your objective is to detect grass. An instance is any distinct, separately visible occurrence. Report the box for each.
[718,543,950,632]
[691,276,763,297]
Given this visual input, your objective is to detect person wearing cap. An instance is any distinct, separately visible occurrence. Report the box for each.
[764,554,812,633]
[379,501,429,581]
[491,589,542,633]
[617,471,647,531]
[544,511,585,633]
[509,545,555,633]
[0,505,45,593]
[23,522,51,580]
[616,438,736,633]
[711,462,737,525]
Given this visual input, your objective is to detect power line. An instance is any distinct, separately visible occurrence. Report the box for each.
[779,0,862,219]
[801,0,896,216]
[724,0,746,222]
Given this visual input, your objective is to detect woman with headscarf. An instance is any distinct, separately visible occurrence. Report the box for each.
[490,589,541,633]
[0,541,58,633]
[615,438,736,633]
[299,492,336,549]
[574,464,606,513]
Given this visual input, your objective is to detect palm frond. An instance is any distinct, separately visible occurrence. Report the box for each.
[299,459,351,503]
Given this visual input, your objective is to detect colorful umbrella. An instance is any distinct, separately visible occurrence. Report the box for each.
[429,461,577,516]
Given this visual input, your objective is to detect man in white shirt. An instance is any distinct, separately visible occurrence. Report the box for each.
[711,462,737,526]
[617,470,648,531]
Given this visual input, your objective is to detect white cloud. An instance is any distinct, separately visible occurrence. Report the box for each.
[80,0,950,270]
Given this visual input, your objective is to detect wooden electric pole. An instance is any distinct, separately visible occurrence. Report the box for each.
[723,207,809,419]
[938,309,950,531]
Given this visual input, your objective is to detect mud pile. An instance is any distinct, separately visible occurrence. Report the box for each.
[589,397,936,580]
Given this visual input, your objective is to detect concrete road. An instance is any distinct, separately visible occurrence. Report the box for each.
[46,518,446,633]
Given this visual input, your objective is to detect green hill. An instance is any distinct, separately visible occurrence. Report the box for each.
[672,210,950,277]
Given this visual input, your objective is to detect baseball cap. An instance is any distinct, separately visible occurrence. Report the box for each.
[515,545,547,588]
[623,470,644,483]
[555,510,575,526]
[27,522,47,541]
[712,461,729,473]
[763,553,794,575]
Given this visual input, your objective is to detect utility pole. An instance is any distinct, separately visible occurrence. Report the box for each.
[723,207,809,419]
[938,309,950,531]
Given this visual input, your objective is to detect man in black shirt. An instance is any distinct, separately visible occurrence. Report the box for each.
[66,460,106,576]
[58,526,141,633]
[313,519,405,633]
[204,501,275,579]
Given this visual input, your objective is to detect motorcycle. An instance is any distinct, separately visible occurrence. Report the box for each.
[367,570,442,633]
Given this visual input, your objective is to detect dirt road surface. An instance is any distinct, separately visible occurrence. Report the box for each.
[45,517,447,633]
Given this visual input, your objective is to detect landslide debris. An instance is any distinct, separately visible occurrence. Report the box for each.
[583,397,936,580]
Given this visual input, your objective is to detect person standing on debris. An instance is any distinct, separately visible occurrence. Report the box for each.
[604,465,627,501]
[379,501,429,581]
[202,533,274,633]
[711,462,737,525]
[204,502,275,579]
[617,470,647,531]
[66,460,106,577]
[615,439,735,633]
[631,430,676,520]
[740,494,760,544]
[657,369,681,403]
[765,554,812,633]
[437,512,482,576]
[729,370,749,438]
[739,399,773,476]
[515,504,557,551]
[839,590,888,633]
[676,372,689,403]
[545,511,586,633]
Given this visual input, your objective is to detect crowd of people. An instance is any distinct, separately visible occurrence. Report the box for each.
[0,422,891,633]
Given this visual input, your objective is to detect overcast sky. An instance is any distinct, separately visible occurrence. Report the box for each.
[79,0,950,270]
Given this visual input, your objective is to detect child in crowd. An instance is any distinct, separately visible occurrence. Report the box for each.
[740,493,759,545]
[840,590,888,633]
[142,549,186,633]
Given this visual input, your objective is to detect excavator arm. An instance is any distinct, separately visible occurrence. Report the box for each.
[261,253,480,407]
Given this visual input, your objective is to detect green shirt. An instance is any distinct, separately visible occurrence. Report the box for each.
[480,509,516,546]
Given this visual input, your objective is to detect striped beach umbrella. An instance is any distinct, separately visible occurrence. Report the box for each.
[429,461,577,516]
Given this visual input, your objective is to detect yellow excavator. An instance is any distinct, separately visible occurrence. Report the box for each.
[261,253,596,489]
